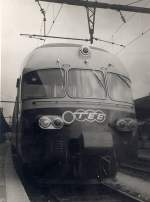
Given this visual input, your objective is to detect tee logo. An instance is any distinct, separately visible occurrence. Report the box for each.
[62,109,106,124]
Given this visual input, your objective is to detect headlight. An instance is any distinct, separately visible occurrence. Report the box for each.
[52,117,64,129]
[116,118,137,132]
[39,116,51,129]
[79,46,90,57]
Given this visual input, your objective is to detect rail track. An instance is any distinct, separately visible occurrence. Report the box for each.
[121,164,150,174]
[12,150,148,202]
[21,176,147,202]
[120,159,150,178]
[47,183,146,202]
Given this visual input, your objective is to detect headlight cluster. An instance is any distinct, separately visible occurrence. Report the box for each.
[79,46,90,57]
[116,118,137,132]
[39,116,64,129]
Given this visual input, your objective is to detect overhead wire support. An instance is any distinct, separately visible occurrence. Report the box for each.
[20,33,125,47]
[86,6,96,44]
[0,100,15,103]
[38,0,150,14]
[94,37,125,47]
[37,0,150,44]
[36,0,47,35]
[40,3,50,35]
[30,35,45,41]
[20,33,90,42]
[119,10,126,23]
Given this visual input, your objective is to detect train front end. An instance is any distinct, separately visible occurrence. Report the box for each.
[12,44,138,181]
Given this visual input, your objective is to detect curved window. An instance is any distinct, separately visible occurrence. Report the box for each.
[68,69,106,99]
[22,68,65,99]
[108,73,133,103]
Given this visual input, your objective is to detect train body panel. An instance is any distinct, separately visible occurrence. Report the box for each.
[23,43,129,78]
[11,43,138,180]
[19,105,136,160]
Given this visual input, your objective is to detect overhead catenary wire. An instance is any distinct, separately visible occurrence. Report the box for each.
[45,3,124,46]
[112,13,135,36]
[116,27,150,55]
[111,0,148,38]
[127,0,145,6]
[108,13,135,49]
[46,4,63,36]
[112,1,147,37]
[94,37,125,47]
[125,27,150,46]
[109,0,149,46]
[22,0,150,46]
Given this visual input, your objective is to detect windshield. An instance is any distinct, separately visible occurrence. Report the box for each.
[22,68,106,100]
[22,69,65,99]
[68,69,106,99]
[108,73,133,103]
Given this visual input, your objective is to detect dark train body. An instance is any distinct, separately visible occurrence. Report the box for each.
[11,43,138,181]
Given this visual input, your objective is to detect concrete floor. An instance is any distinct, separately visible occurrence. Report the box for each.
[0,142,30,202]
[0,143,7,202]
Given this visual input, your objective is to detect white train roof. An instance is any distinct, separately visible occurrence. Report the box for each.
[22,43,129,78]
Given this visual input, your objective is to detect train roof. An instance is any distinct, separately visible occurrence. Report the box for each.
[22,43,129,78]
[135,95,150,119]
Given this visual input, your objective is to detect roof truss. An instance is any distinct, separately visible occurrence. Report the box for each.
[36,0,150,14]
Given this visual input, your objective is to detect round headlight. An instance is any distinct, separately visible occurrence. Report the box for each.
[79,46,90,57]
[39,116,51,129]
[128,119,137,130]
[116,119,127,131]
[52,117,64,129]
[116,118,137,132]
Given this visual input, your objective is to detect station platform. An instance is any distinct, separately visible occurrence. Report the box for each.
[0,141,30,202]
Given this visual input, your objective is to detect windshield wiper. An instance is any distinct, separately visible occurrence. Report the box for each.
[117,74,131,88]
[56,59,65,86]
[92,70,105,90]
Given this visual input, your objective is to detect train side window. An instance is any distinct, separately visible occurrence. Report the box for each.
[107,73,133,103]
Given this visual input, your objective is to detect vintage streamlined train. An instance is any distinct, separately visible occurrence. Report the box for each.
[11,43,138,181]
